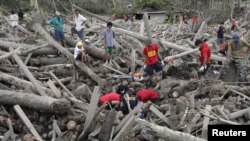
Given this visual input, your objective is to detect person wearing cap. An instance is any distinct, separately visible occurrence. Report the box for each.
[195,39,211,73]
[99,92,121,110]
[49,11,66,47]
[71,9,87,41]
[228,32,250,82]
[74,41,88,62]
[103,22,115,65]
[117,84,136,115]
[143,40,163,83]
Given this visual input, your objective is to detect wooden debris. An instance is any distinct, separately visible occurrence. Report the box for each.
[14,105,43,141]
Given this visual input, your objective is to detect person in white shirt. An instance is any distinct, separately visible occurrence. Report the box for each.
[74,41,88,62]
[71,9,87,41]
[10,10,19,35]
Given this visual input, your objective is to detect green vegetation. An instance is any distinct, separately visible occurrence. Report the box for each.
[135,0,171,9]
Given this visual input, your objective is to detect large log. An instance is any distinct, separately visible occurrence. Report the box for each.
[0,71,53,95]
[136,118,206,141]
[65,37,107,60]
[75,61,106,86]
[98,109,116,141]
[27,57,69,66]
[12,53,47,96]
[0,90,71,113]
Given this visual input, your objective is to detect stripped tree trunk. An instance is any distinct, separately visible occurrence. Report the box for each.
[136,118,206,141]
[0,90,71,113]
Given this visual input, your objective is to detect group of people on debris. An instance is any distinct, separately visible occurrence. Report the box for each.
[99,83,159,118]
[49,9,86,47]
[175,15,205,32]
[9,9,250,117]
[216,17,250,82]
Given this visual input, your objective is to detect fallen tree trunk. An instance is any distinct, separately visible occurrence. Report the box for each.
[164,48,199,62]
[0,90,71,114]
[98,109,116,141]
[136,118,206,141]
[229,107,250,120]
[75,61,106,87]
[0,71,53,95]
[65,37,107,60]
[12,53,47,96]
[27,57,69,66]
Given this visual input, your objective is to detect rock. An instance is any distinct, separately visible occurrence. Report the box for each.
[67,120,76,130]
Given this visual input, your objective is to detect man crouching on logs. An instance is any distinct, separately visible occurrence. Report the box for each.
[73,41,89,63]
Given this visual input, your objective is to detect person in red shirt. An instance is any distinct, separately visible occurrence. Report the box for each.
[99,92,121,109]
[143,40,163,81]
[135,88,159,118]
[136,89,158,103]
[195,39,211,73]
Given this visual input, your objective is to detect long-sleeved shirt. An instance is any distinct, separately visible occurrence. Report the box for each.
[49,16,63,32]
[103,28,115,47]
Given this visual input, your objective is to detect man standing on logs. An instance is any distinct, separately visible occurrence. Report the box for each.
[49,11,66,47]
[195,39,211,74]
[103,22,115,65]
[10,10,19,37]
[217,22,225,46]
[143,40,163,85]
[228,33,250,83]
[71,9,87,41]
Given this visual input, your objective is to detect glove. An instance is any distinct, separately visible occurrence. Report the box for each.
[199,65,207,72]
[161,60,164,66]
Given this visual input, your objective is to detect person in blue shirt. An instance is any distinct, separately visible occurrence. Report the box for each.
[103,22,115,65]
[49,11,66,47]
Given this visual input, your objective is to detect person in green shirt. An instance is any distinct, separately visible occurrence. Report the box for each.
[49,11,66,47]
[228,32,250,82]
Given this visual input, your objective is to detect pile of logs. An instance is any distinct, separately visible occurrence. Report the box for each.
[0,5,250,141]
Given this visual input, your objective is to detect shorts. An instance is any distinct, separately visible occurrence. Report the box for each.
[11,26,18,33]
[105,46,113,55]
[146,61,163,76]
[75,52,88,61]
[71,27,84,41]
[75,52,83,61]
[54,30,65,41]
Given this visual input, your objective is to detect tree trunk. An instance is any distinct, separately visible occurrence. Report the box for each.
[98,109,116,141]
[75,61,106,87]
[0,90,71,114]
[0,71,53,95]
[136,118,206,141]
[12,53,47,96]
